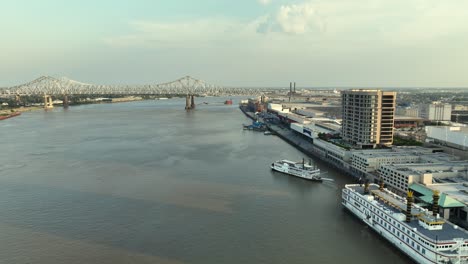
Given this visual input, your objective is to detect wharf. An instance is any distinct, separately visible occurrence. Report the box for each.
[239,105,360,180]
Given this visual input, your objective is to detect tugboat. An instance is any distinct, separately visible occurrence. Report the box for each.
[271,159,332,181]
[243,120,267,131]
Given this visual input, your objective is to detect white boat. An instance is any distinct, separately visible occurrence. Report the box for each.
[271,159,323,181]
[342,183,468,264]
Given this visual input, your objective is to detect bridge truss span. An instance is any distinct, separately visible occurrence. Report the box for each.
[0,75,264,96]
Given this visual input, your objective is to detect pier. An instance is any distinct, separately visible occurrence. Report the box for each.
[240,105,361,180]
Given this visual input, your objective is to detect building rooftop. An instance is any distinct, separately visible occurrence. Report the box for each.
[314,121,341,133]
[410,183,468,207]
[386,161,468,174]
[394,115,424,121]
[352,147,457,161]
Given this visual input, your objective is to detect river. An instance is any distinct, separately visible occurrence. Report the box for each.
[0,98,413,264]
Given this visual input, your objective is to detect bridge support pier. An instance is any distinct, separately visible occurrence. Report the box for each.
[63,94,69,108]
[44,95,54,109]
[190,94,195,109]
[185,95,196,110]
[185,95,191,110]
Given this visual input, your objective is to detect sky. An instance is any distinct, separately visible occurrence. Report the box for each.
[1,0,468,87]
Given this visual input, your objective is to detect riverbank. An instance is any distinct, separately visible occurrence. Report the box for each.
[108,96,143,103]
[0,106,42,115]
[0,96,145,115]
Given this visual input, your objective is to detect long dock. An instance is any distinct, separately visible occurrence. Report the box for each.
[239,106,360,180]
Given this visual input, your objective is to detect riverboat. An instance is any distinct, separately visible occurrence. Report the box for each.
[271,159,325,181]
[342,183,468,264]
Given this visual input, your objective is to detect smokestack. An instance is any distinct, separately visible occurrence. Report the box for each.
[379,180,384,191]
[433,190,440,217]
[294,82,296,93]
[364,179,370,194]
[406,191,414,223]
[289,82,292,102]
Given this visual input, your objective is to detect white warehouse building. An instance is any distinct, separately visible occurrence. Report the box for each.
[426,126,468,151]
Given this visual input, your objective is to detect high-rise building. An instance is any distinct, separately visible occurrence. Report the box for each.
[341,89,396,149]
[420,103,452,121]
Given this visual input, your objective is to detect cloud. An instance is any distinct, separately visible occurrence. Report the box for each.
[104,0,468,49]
[102,0,468,64]
[258,0,271,5]
[276,2,323,34]
[104,19,248,48]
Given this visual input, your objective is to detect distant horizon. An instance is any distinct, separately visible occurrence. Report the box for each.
[1,75,467,91]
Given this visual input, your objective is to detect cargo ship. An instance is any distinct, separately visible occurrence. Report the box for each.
[224,99,233,105]
[271,159,326,181]
[342,182,468,264]
[0,112,21,121]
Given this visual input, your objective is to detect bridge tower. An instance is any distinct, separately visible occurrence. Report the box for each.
[15,94,22,106]
[44,95,54,109]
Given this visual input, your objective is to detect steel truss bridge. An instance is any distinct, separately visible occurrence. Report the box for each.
[0,76,265,96]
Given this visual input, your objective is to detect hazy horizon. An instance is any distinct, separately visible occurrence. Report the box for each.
[1,0,468,88]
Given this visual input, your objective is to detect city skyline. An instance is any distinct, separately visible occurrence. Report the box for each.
[1,0,468,87]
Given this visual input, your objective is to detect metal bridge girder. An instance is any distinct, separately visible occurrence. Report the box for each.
[0,75,265,96]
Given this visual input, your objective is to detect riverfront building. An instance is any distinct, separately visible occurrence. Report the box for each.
[379,161,468,194]
[341,90,396,149]
[350,147,457,177]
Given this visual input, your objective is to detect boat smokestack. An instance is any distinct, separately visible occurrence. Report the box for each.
[364,180,370,194]
[379,180,384,191]
[433,190,440,217]
[406,191,414,223]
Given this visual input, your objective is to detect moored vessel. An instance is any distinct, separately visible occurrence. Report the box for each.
[224,99,233,105]
[342,182,468,264]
